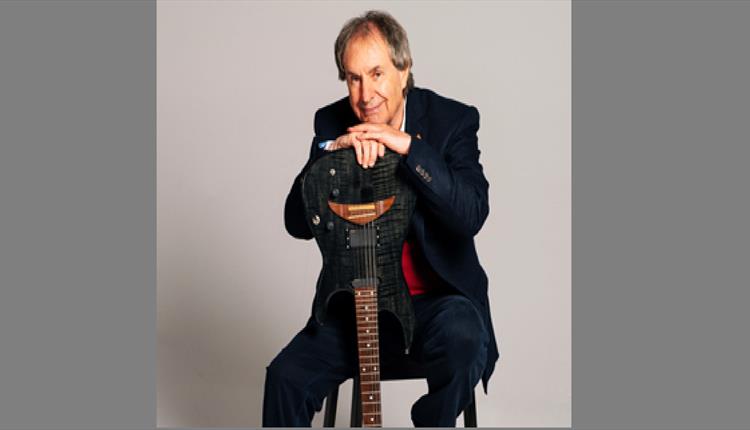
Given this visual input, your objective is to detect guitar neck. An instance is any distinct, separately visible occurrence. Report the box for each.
[354,284,382,427]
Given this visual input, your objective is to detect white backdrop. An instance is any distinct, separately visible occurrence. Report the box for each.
[157,1,570,427]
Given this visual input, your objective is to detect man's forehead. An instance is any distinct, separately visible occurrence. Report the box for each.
[343,32,391,68]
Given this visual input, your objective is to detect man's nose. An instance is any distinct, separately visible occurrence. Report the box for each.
[360,76,374,104]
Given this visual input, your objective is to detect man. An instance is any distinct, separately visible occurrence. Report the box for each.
[264,10,499,426]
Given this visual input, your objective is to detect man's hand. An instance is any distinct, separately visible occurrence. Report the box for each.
[347,123,412,156]
[329,123,412,169]
[329,132,384,169]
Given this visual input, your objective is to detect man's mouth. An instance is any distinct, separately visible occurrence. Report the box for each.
[362,102,383,116]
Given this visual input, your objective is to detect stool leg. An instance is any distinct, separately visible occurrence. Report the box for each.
[463,389,477,427]
[323,385,339,427]
[350,375,361,427]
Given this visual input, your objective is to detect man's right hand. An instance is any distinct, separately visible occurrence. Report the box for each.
[328,132,385,169]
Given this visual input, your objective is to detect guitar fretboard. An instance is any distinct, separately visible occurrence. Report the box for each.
[354,284,382,427]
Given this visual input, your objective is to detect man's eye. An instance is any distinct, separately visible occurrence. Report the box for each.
[374,71,383,79]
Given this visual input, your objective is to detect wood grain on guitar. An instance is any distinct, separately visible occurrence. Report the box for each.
[328,196,396,225]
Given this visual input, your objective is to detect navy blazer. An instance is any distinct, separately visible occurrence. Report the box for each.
[284,87,499,393]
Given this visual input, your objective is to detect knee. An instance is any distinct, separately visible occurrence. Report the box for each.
[443,330,486,370]
[438,304,488,369]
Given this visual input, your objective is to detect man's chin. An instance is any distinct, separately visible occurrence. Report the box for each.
[362,114,388,125]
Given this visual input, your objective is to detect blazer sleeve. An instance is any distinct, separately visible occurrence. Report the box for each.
[400,106,489,238]
[283,110,331,240]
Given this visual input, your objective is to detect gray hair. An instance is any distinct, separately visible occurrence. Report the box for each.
[334,10,414,96]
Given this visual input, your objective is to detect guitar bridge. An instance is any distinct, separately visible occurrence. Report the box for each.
[328,196,395,225]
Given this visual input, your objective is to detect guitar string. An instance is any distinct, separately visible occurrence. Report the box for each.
[361,186,377,424]
[365,221,377,420]
[374,220,381,422]
[370,169,381,422]
[360,166,386,424]
[372,167,384,423]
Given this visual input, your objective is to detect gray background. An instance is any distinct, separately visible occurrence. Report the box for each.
[1,1,749,429]
[573,1,750,428]
[0,1,155,429]
[157,1,570,427]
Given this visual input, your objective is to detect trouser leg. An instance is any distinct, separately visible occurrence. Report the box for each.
[408,293,489,427]
[262,310,357,427]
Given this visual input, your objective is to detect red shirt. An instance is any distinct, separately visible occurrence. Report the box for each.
[401,238,445,296]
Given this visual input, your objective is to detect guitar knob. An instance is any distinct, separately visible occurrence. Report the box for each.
[331,188,340,198]
[326,221,334,231]
[311,214,320,225]
[329,168,336,176]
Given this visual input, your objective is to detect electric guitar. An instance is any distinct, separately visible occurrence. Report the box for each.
[301,148,416,427]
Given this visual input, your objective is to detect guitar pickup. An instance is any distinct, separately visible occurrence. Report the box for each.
[346,226,380,249]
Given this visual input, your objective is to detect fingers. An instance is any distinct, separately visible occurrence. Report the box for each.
[338,132,382,168]
[348,124,377,133]
[362,140,375,169]
[366,140,381,167]
[352,135,363,166]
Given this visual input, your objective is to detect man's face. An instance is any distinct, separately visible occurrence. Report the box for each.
[342,32,409,128]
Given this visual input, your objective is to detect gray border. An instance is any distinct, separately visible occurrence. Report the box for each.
[3,0,750,428]
[0,1,155,429]
[573,1,750,429]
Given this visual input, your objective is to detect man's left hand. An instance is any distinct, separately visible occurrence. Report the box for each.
[347,123,412,155]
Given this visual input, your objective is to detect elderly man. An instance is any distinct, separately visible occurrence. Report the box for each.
[263,10,499,427]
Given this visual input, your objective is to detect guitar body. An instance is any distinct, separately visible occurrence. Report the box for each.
[301,148,416,427]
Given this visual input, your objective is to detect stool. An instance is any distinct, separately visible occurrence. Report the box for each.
[322,359,477,427]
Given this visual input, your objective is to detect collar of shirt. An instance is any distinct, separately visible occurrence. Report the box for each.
[400,96,407,132]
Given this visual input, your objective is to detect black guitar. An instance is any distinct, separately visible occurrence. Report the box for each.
[301,148,416,427]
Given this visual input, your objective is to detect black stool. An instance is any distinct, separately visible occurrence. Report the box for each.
[322,358,477,427]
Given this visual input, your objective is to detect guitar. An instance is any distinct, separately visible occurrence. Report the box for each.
[301,148,416,427]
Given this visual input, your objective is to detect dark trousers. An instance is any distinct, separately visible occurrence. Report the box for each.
[262,291,489,427]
